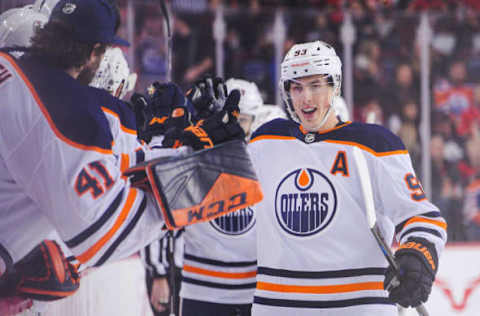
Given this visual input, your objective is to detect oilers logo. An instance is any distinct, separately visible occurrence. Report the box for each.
[210,207,255,235]
[275,168,337,236]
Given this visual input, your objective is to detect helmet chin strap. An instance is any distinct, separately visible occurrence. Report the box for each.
[307,93,335,132]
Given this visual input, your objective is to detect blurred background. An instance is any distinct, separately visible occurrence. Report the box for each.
[2,1,480,315]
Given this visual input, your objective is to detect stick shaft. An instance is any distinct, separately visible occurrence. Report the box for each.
[160,0,172,81]
[353,147,429,316]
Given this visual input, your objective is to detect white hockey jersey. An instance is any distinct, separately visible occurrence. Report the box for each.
[248,119,447,316]
[0,52,168,267]
[141,210,257,304]
[179,208,257,305]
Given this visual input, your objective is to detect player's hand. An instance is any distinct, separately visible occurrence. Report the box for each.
[150,277,169,312]
[130,82,190,143]
[384,237,437,307]
[162,90,244,150]
[187,76,227,119]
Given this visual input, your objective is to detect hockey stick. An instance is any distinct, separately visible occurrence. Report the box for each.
[167,231,176,316]
[159,0,172,82]
[158,2,175,315]
[352,146,429,316]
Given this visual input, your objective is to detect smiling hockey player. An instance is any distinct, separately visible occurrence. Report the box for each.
[248,41,447,315]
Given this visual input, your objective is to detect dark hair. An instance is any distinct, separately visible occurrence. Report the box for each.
[29,20,107,70]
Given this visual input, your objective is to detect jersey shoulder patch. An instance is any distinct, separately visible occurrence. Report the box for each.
[14,55,114,151]
[250,118,297,141]
[327,122,406,154]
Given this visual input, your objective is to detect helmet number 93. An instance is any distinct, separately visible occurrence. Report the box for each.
[294,49,307,57]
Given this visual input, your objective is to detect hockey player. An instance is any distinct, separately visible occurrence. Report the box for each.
[248,41,447,315]
[0,0,247,306]
[0,4,48,49]
[0,0,163,280]
[143,78,283,316]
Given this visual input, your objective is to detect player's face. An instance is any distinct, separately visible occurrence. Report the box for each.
[288,75,335,132]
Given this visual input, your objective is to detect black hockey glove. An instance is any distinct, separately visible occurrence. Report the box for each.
[130,82,191,143]
[384,236,438,308]
[0,240,80,301]
[187,76,227,119]
[162,90,244,150]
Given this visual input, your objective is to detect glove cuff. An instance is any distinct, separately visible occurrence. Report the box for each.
[395,236,438,277]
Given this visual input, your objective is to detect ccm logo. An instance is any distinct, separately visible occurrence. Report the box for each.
[187,192,247,223]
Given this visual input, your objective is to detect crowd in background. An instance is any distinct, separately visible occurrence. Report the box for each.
[2,0,480,242]
[121,0,480,243]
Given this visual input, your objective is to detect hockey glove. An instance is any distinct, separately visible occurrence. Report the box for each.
[130,82,191,143]
[187,76,227,119]
[162,90,244,150]
[0,240,79,301]
[123,140,263,230]
[384,236,438,308]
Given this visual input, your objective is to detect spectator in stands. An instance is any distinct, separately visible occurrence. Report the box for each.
[434,59,478,137]
[463,175,480,240]
[354,40,385,106]
[135,9,167,91]
[458,136,480,185]
[432,111,464,165]
[430,134,464,241]
[358,97,384,125]
[384,62,419,120]
[396,100,421,169]
[174,10,214,87]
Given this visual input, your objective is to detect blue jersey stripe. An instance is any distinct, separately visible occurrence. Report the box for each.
[253,296,394,309]
[94,196,147,266]
[399,227,443,240]
[257,266,386,279]
[184,253,257,267]
[182,277,256,289]
[65,189,124,248]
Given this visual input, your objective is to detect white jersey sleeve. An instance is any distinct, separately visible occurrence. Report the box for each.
[0,52,171,268]
[372,150,447,256]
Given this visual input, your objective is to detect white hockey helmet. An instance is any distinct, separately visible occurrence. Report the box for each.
[89,47,137,99]
[225,78,264,116]
[280,40,342,124]
[0,5,48,48]
[332,95,350,122]
[33,0,61,17]
[226,78,265,139]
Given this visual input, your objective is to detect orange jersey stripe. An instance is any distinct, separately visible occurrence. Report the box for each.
[249,133,407,157]
[0,53,113,155]
[257,281,383,294]
[101,106,137,135]
[76,188,138,263]
[120,153,130,173]
[183,264,257,279]
[404,216,447,230]
[249,135,297,143]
